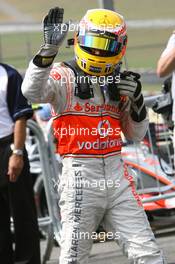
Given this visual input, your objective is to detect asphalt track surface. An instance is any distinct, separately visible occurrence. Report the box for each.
[41,225,175,263]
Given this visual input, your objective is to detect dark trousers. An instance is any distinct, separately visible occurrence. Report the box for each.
[0,141,41,264]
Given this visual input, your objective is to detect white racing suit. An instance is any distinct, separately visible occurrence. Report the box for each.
[22,61,166,264]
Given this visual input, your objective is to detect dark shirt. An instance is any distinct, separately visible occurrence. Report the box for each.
[0,63,33,122]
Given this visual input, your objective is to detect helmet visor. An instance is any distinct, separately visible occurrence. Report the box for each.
[78,31,123,55]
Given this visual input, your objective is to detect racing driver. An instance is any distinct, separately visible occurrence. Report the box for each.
[22,7,166,264]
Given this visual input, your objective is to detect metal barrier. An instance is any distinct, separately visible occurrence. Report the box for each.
[27,120,61,264]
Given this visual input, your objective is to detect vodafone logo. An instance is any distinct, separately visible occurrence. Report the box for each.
[77,138,122,151]
[97,120,110,138]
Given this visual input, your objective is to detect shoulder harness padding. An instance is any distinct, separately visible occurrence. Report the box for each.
[63,60,94,99]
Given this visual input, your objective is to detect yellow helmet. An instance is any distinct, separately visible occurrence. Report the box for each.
[74,9,127,76]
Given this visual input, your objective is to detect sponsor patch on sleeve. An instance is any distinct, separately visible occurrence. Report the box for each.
[50,68,61,80]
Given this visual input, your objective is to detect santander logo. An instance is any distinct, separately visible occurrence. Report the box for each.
[73,102,120,114]
[74,102,83,111]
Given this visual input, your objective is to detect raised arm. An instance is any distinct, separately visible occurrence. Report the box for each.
[22,7,68,106]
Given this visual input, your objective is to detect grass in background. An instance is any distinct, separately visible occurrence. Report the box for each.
[0,0,99,22]
[0,31,164,93]
[3,0,175,22]
[126,27,174,69]
[114,0,175,20]
[0,0,174,93]
[1,27,173,70]
[143,83,162,94]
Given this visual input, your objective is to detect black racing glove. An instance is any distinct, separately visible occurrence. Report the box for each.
[33,7,68,68]
[117,71,147,122]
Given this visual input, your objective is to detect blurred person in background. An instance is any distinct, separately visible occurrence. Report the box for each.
[22,7,166,264]
[157,31,175,160]
[157,31,175,116]
[0,63,41,264]
[157,30,175,79]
